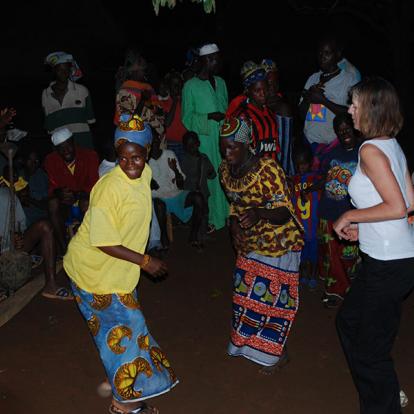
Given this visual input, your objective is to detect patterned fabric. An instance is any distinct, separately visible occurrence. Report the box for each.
[228,250,300,366]
[276,114,295,175]
[71,283,178,402]
[114,80,165,139]
[114,114,152,150]
[318,218,359,298]
[219,158,303,257]
[291,172,322,264]
[261,59,278,73]
[220,117,251,145]
[231,101,280,160]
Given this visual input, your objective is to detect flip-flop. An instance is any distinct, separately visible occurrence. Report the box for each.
[31,255,44,269]
[42,287,74,301]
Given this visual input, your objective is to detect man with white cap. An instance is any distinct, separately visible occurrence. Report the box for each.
[44,127,99,254]
[42,51,95,149]
[182,43,229,232]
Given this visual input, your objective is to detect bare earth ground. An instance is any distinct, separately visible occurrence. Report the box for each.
[1,227,414,414]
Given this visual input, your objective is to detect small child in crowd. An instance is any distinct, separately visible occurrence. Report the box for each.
[291,145,322,290]
[180,131,216,242]
[317,113,360,308]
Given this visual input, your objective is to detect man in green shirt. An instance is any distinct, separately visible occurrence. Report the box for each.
[182,43,229,232]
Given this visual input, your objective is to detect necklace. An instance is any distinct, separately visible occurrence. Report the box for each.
[231,153,254,177]
[321,67,340,79]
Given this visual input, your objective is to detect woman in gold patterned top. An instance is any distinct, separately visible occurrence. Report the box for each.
[219,117,303,374]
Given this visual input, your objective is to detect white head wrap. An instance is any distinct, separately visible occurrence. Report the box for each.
[198,43,219,57]
[51,127,72,146]
[45,51,83,81]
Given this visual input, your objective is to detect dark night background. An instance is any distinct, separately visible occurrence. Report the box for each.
[1,0,413,165]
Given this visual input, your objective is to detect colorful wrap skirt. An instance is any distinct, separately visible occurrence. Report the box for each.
[228,250,300,367]
[71,282,178,402]
[318,218,359,298]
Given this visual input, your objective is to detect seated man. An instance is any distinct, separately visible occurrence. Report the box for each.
[149,130,204,251]
[44,127,99,254]
[0,187,72,300]
[19,149,49,227]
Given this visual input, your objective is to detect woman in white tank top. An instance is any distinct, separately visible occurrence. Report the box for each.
[333,77,414,414]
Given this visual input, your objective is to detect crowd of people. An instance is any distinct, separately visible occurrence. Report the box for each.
[0,34,413,414]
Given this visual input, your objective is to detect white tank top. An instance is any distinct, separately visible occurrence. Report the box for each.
[348,138,414,260]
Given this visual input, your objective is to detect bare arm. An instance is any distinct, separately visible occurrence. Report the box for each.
[98,245,167,277]
[334,144,407,238]
[239,206,291,229]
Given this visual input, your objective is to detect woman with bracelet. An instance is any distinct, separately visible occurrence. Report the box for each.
[334,77,414,414]
[64,114,177,414]
[219,117,303,374]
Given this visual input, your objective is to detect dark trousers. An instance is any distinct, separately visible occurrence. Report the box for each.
[336,253,414,414]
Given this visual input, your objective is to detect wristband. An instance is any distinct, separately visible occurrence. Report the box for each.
[141,254,151,269]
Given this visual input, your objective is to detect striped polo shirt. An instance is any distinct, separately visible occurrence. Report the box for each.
[42,80,95,137]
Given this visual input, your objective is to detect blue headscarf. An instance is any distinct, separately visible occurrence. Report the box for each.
[114,113,152,149]
[240,61,267,88]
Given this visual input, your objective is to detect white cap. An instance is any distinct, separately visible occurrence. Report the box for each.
[51,127,72,146]
[198,43,219,57]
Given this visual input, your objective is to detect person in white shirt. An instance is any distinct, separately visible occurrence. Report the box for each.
[334,77,414,414]
[299,37,359,149]
[149,131,205,251]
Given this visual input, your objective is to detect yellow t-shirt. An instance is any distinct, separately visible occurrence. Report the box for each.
[63,164,152,294]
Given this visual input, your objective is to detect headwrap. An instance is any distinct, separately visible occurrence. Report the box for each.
[45,51,83,81]
[220,117,251,145]
[240,61,266,88]
[261,58,278,73]
[198,43,219,57]
[114,114,152,150]
[51,127,72,146]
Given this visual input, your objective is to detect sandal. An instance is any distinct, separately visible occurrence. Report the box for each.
[31,254,44,269]
[109,402,159,414]
[206,224,216,234]
[41,287,74,301]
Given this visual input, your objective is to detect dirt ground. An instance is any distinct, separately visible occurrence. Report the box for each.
[1,227,414,414]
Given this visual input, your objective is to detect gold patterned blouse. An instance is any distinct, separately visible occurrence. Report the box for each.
[219,157,303,257]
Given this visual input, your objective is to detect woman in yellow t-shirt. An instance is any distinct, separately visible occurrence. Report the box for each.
[219,117,303,374]
[64,114,178,414]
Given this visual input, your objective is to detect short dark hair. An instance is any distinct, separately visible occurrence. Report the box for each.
[350,77,403,138]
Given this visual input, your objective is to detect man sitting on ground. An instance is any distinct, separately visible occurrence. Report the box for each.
[44,127,99,255]
[0,187,73,300]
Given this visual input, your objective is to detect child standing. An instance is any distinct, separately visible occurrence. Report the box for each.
[180,131,216,243]
[318,113,359,308]
[291,145,322,290]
